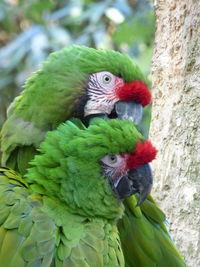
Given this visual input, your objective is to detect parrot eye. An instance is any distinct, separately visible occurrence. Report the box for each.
[108,154,117,163]
[102,74,112,84]
[101,154,123,167]
[91,71,116,90]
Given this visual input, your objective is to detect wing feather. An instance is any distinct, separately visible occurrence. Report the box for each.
[0,168,56,266]
[118,195,186,267]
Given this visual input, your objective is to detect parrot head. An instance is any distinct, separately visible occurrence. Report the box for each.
[101,140,156,206]
[27,119,157,219]
[79,70,151,126]
[13,45,151,130]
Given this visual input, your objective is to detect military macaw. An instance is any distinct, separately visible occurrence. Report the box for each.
[0,118,160,266]
[0,46,186,266]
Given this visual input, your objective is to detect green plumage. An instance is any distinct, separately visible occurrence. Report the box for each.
[0,46,186,266]
[0,168,122,266]
[1,119,143,266]
[119,196,186,267]
[0,119,186,266]
[0,45,147,175]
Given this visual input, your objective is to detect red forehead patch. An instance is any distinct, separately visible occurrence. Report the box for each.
[127,140,157,169]
[116,80,151,107]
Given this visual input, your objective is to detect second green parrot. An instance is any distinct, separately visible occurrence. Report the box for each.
[0,119,185,266]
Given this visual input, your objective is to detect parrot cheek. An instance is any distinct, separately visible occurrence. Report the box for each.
[84,99,115,117]
[83,98,143,126]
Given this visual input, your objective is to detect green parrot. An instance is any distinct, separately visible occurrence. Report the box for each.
[0,119,185,266]
[0,46,186,266]
[0,119,147,266]
[0,45,151,175]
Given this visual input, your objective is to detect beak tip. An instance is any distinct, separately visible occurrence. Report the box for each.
[136,195,147,206]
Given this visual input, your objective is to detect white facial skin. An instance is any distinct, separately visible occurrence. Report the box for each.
[101,154,128,187]
[84,71,124,116]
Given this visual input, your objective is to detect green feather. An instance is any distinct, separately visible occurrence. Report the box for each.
[0,42,186,266]
[118,197,186,267]
[0,119,186,266]
[0,119,149,266]
[1,45,147,175]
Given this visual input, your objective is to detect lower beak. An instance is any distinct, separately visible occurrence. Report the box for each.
[83,100,143,126]
[114,163,153,205]
[115,100,143,125]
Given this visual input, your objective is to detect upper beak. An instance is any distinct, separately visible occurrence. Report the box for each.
[128,163,153,206]
[115,163,153,205]
[115,100,143,125]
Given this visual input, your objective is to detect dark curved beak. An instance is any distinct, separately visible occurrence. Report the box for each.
[128,163,153,206]
[115,163,153,205]
[115,100,143,125]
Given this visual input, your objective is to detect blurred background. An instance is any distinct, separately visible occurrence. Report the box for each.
[0,0,155,137]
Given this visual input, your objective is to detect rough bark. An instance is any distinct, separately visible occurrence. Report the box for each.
[150,1,200,266]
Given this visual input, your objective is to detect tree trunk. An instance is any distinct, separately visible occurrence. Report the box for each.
[150,1,200,266]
